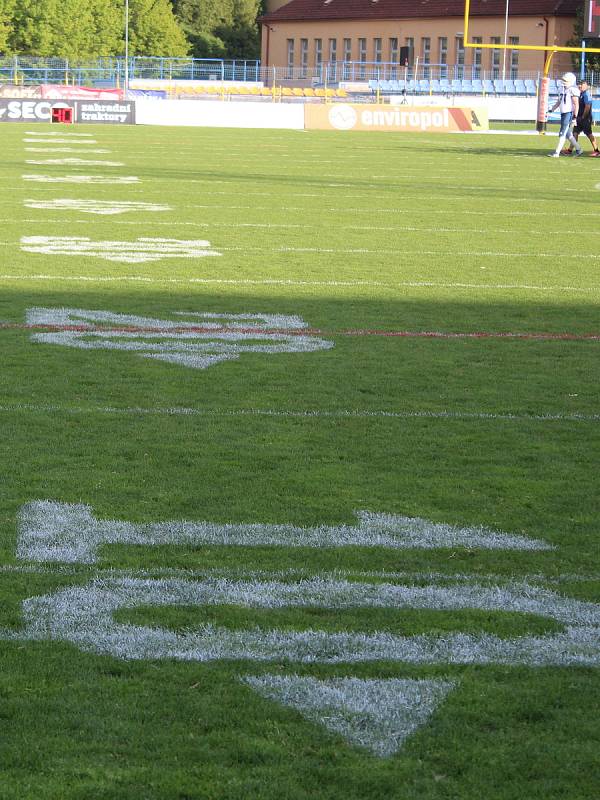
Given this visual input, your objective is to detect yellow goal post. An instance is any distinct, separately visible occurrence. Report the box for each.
[463,0,600,132]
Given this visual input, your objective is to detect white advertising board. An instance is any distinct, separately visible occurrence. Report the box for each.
[135,98,304,129]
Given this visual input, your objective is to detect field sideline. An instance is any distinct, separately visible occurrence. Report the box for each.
[0,122,599,800]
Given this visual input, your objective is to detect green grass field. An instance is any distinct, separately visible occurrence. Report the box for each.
[1,121,599,800]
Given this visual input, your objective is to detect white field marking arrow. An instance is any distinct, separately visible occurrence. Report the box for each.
[23,199,172,215]
[3,575,600,666]
[21,237,220,263]
[242,675,455,757]
[17,500,553,564]
[22,174,139,184]
[25,158,124,166]
[25,308,332,369]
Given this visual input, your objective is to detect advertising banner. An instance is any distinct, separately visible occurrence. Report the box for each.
[41,85,125,100]
[305,103,488,133]
[0,98,62,122]
[0,98,135,124]
[75,100,135,124]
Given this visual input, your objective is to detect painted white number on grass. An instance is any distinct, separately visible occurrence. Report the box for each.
[17,500,553,564]
[21,237,220,263]
[26,307,334,369]
[4,576,600,667]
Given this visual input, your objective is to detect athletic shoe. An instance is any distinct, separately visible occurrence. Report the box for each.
[590,151,600,157]
[574,149,583,156]
[548,152,560,157]
[562,149,573,154]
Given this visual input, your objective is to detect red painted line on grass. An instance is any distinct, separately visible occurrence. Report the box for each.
[2,322,600,342]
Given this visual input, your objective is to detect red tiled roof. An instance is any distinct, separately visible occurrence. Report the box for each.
[261,0,579,23]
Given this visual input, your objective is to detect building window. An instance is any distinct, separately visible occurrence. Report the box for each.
[421,37,430,78]
[343,37,352,79]
[472,36,482,78]
[374,37,382,63]
[438,36,447,78]
[509,35,519,79]
[490,36,501,78]
[314,38,322,68]
[286,38,294,78]
[329,38,337,62]
[389,37,398,78]
[358,37,367,78]
[455,36,464,79]
[300,38,308,78]
[328,38,337,80]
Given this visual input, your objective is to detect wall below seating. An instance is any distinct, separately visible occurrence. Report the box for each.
[388,94,538,121]
[134,96,539,129]
[135,98,305,128]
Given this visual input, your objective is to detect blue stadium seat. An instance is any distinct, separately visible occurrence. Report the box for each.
[514,79,527,95]
[461,79,475,93]
[524,79,537,95]
[483,79,495,94]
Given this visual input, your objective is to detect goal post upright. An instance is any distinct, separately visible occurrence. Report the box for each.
[463,0,600,133]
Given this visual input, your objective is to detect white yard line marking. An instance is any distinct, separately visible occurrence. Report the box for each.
[0,404,597,422]
[25,158,124,166]
[23,199,172,215]
[1,274,598,293]
[22,174,140,184]
[25,148,111,154]
[24,131,94,137]
[23,138,98,144]
[17,501,552,564]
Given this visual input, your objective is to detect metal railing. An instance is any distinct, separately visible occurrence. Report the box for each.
[0,55,596,89]
[0,56,261,86]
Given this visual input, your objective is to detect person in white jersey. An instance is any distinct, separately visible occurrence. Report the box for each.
[548,72,582,158]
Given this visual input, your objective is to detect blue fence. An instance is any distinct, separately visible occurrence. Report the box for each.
[0,56,261,86]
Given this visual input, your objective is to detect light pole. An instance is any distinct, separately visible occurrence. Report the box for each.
[501,0,509,81]
[124,0,129,92]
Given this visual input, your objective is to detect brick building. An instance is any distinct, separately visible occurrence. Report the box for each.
[260,0,580,78]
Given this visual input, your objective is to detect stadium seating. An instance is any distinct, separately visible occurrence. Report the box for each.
[364,76,550,98]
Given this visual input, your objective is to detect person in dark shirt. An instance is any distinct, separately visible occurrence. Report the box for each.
[564,80,600,156]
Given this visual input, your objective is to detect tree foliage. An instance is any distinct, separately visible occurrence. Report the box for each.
[1,0,263,59]
[4,0,188,57]
[566,4,600,73]
[172,0,262,59]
